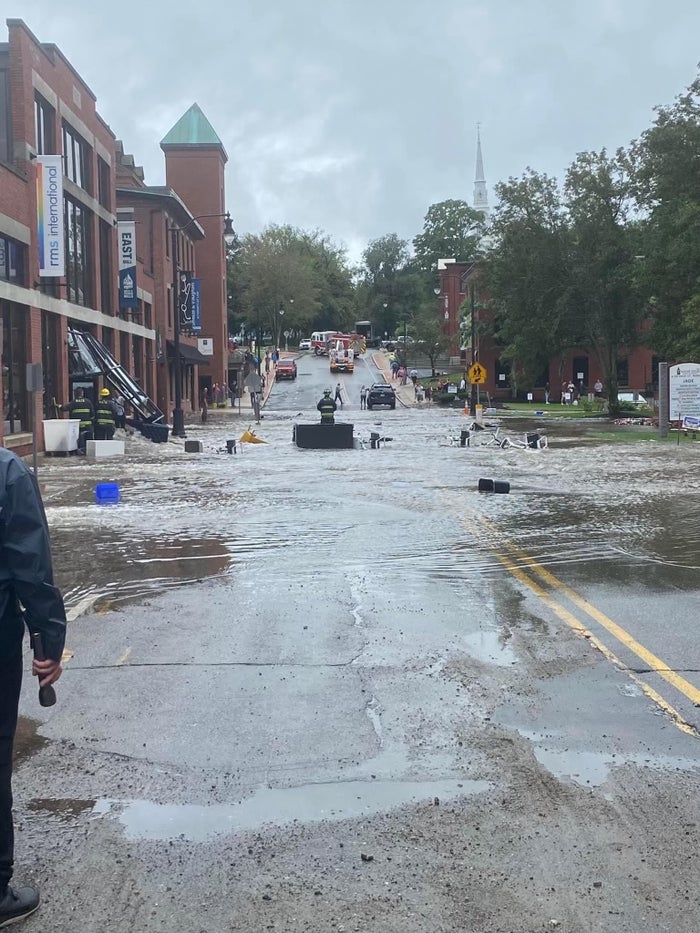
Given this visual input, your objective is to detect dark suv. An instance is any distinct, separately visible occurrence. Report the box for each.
[367,383,396,410]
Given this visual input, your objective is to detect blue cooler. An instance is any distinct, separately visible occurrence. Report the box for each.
[95,482,120,504]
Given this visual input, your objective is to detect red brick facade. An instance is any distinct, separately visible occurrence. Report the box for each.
[439,261,657,401]
[1,20,230,455]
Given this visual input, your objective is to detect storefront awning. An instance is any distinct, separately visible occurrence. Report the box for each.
[166,340,210,365]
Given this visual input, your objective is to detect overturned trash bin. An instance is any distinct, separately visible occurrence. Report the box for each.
[478,478,510,494]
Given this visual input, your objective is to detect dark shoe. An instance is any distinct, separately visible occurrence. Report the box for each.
[0,885,40,926]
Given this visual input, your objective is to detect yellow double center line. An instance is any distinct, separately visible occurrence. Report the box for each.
[463,511,700,737]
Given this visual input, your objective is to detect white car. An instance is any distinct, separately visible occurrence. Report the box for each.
[618,392,648,406]
[299,339,311,350]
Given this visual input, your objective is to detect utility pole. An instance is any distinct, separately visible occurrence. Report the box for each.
[469,283,477,417]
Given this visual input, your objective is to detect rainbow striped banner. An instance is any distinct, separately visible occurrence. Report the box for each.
[36,154,64,277]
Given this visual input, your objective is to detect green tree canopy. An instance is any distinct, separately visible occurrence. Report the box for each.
[412,199,484,273]
[633,73,700,360]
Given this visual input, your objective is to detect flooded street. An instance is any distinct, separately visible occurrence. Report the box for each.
[15,352,700,932]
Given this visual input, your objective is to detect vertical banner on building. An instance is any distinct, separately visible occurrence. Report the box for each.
[36,154,65,278]
[178,271,193,330]
[191,278,201,333]
[118,220,138,309]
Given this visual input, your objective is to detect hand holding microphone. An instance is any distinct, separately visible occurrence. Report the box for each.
[31,632,61,707]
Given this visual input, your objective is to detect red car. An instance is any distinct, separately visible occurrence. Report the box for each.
[275,359,297,380]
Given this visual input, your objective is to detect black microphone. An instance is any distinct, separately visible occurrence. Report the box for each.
[31,632,57,707]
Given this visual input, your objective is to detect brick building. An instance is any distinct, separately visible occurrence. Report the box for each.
[115,144,207,420]
[1,22,232,455]
[438,260,658,401]
[0,18,155,455]
[160,104,230,397]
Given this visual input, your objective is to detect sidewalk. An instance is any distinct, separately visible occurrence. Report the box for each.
[370,351,420,408]
[199,353,293,420]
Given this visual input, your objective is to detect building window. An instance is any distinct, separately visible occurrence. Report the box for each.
[35,95,55,155]
[2,303,28,433]
[41,310,61,420]
[97,156,111,210]
[616,357,629,387]
[495,358,511,388]
[0,64,12,163]
[62,121,92,192]
[98,219,113,314]
[64,197,93,306]
[144,301,152,329]
[0,236,27,286]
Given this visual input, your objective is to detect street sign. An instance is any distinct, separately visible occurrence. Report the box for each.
[468,362,487,385]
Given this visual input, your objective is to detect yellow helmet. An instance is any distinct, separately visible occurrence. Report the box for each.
[100,388,110,397]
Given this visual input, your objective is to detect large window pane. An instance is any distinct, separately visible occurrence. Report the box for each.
[64,197,93,306]
[2,303,28,434]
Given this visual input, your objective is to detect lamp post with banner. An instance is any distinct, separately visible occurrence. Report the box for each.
[169,211,235,437]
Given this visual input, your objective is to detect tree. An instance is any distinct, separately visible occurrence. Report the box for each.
[633,73,700,361]
[230,225,354,347]
[565,148,646,411]
[412,306,451,376]
[357,234,413,335]
[484,153,647,413]
[482,170,580,388]
[412,200,484,274]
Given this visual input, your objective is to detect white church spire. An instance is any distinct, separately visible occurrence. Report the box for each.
[473,124,489,217]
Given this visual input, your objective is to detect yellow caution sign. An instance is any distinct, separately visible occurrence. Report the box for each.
[468,362,487,385]
[240,429,266,444]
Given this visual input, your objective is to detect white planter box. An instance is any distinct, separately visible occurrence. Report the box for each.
[43,419,80,452]
[86,440,125,458]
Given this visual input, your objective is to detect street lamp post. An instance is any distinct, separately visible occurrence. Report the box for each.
[469,283,477,417]
[170,211,235,437]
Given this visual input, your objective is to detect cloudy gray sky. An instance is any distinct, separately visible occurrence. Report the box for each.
[11,0,700,261]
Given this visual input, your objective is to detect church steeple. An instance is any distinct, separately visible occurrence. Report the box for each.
[473,124,489,218]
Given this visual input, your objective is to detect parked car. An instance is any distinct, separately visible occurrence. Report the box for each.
[299,338,311,349]
[275,359,297,380]
[367,383,396,410]
[617,392,648,406]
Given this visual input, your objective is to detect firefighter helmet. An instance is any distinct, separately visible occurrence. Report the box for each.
[100,388,111,397]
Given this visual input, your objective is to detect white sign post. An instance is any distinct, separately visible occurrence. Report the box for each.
[669,361,700,422]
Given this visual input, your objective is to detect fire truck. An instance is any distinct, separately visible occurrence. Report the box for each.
[311,331,341,355]
[329,341,355,373]
[311,330,366,357]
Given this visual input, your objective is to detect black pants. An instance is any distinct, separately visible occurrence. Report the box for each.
[94,425,115,441]
[0,635,22,894]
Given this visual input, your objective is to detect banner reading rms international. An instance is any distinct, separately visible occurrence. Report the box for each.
[36,154,65,278]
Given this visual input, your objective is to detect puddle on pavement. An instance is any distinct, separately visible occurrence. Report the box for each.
[462,628,516,666]
[13,718,48,765]
[91,778,492,842]
[519,730,700,787]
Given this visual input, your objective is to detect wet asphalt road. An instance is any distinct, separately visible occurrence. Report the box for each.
[13,350,700,932]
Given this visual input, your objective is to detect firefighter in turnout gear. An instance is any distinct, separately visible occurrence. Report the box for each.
[317,388,337,425]
[60,388,94,452]
[94,388,116,440]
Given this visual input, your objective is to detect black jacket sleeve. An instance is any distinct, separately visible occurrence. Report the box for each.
[0,456,67,660]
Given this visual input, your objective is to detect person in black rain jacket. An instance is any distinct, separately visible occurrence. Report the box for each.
[0,448,66,925]
[94,387,116,440]
[60,387,94,452]
[317,389,337,424]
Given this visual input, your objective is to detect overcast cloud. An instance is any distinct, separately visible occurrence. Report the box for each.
[10,0,700,260]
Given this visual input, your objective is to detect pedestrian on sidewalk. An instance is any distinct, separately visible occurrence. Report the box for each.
[410,368,418,386]
[334,383,343,406]
[0,447,66,926]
